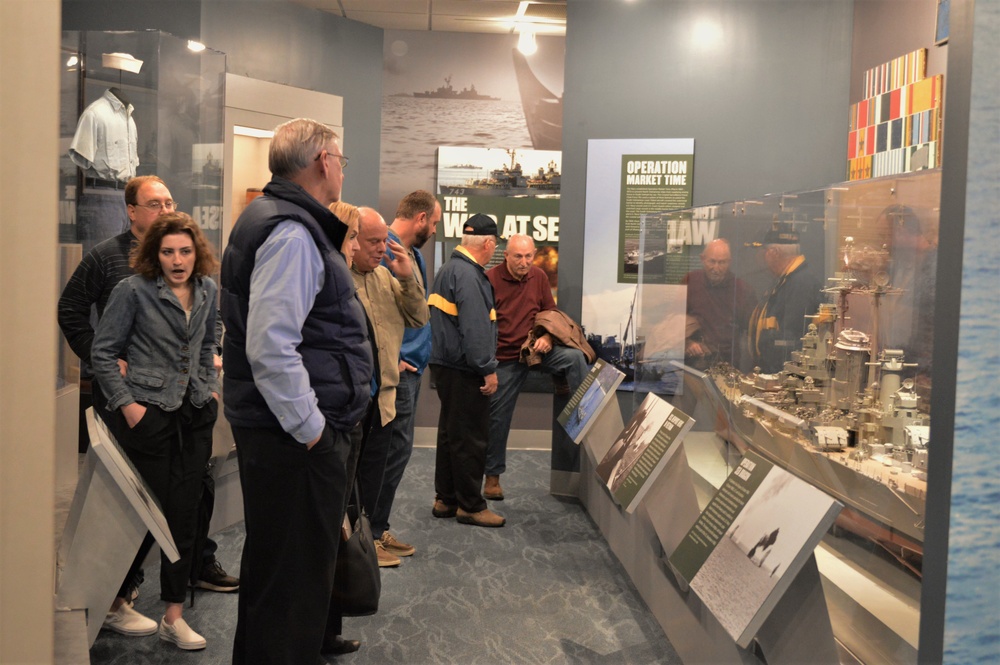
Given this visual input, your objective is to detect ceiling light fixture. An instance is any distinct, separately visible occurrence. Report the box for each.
[517,29,538,56]
[187,40,207,53]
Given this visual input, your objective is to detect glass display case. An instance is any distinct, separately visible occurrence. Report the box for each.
[634,169,940,663]
[59,30,227,253]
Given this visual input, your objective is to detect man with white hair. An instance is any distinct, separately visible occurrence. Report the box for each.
[221,118,371,662]
[427,214,504,528]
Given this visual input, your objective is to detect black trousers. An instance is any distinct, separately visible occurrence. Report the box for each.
[430,364,490,514]
[231,423,352,665]
[107,400,216,604]
[356,412,391,524]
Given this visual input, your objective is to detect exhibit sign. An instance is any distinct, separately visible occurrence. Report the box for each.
[89,411,180,562]
[618,153,695,283]
[558,359,625,444]
[582,139,695,391]
[594,393,694,513]
[668,451,841,647]
[436,145,561,242]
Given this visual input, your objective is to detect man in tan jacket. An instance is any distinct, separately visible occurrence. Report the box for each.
[352,207,429,566]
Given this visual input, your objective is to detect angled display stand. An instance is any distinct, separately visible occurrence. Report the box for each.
[56,408,178,646]
[578,400,734,663]
[669,451,842,654]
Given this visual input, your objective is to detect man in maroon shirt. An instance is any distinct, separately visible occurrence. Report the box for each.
[485,234,589,500]
[682,238,756,371]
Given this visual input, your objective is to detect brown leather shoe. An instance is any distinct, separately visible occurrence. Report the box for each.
[483,475,504,501]
[432,499,457,518]
[374,539,401,567]
[456,507,506,528]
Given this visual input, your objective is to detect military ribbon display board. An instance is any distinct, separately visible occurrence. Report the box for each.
[847,48,943,181]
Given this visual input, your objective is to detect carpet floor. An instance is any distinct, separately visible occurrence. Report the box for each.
[89,447,680,664]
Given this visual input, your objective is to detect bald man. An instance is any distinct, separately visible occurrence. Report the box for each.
[351,207,428,566]
[681,238,756,370]
[485,234,589,500]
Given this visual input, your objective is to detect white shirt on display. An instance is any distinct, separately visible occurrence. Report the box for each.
[69,88,139,182]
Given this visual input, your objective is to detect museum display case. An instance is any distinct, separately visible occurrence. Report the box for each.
[60,30,226,252]
[632,168,941,663]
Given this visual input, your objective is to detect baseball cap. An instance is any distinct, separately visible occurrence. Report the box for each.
[462,213,498,237]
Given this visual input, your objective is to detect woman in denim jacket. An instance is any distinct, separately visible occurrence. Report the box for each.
[92,212,220,651]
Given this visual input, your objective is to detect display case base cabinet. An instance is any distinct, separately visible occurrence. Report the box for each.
[579,421,743,662]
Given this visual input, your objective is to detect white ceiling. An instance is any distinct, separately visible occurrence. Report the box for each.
[289,0,567,35]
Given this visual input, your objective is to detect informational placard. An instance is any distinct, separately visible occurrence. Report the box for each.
[595,393,695,513]
[89,410,179,562]
[619,153,694,283]
[582,139,694,391]
[558,359,625,443]
[669,451,841,647]
[437,145,561,243]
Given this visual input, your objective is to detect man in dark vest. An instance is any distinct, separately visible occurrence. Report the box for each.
[221,118,372,664]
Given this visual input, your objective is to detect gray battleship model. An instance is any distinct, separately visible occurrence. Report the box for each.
[706,251,928,575]
[439,149,560,197]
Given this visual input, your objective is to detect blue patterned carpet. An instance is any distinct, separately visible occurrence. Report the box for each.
[90,447,680,664]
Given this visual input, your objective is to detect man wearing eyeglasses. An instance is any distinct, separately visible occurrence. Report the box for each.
[221,118,372,663]
[58,174,240,638]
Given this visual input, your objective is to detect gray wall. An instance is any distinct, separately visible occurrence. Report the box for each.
[201,2,383,208]
[558,0,854,322]
[62,0,384,210]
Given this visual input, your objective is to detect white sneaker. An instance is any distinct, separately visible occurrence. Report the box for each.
[102,603,157,636]
[158,616,207,650]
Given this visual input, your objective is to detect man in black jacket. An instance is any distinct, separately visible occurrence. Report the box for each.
[57,175,238,638]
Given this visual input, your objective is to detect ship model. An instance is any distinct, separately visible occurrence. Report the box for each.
[439,149,560,197]
[703,242,928,575]
[413,75,500,101]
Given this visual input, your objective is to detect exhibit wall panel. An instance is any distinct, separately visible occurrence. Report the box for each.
[559,0,853,323]
[0,1,61,662]
[202,1,383,211]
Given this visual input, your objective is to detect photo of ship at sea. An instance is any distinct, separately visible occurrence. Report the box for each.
[378,30,564,220]
[437,146,561,197]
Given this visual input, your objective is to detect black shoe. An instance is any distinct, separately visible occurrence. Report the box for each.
[321,635,361,656]
[195,560,239,592]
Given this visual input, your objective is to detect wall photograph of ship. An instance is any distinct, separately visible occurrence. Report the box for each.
[413,75,500,101]
[437,146,561,198]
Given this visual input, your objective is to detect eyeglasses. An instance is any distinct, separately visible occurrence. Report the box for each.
[132,200,176,212]
[315,149,349,170]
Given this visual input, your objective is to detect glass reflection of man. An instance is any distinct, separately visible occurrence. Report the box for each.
[747,225,823,373]
[682,238,755,370]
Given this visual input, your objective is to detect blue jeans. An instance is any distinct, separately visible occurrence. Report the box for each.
[77,187,128,256]
[369,369,421,537]
[486,346,589,476]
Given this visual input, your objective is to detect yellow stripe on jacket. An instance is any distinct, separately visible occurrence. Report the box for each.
[428,293,495,320]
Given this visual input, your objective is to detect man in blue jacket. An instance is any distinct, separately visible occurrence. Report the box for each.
[428,214,505,528]
[221,118,372,663]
